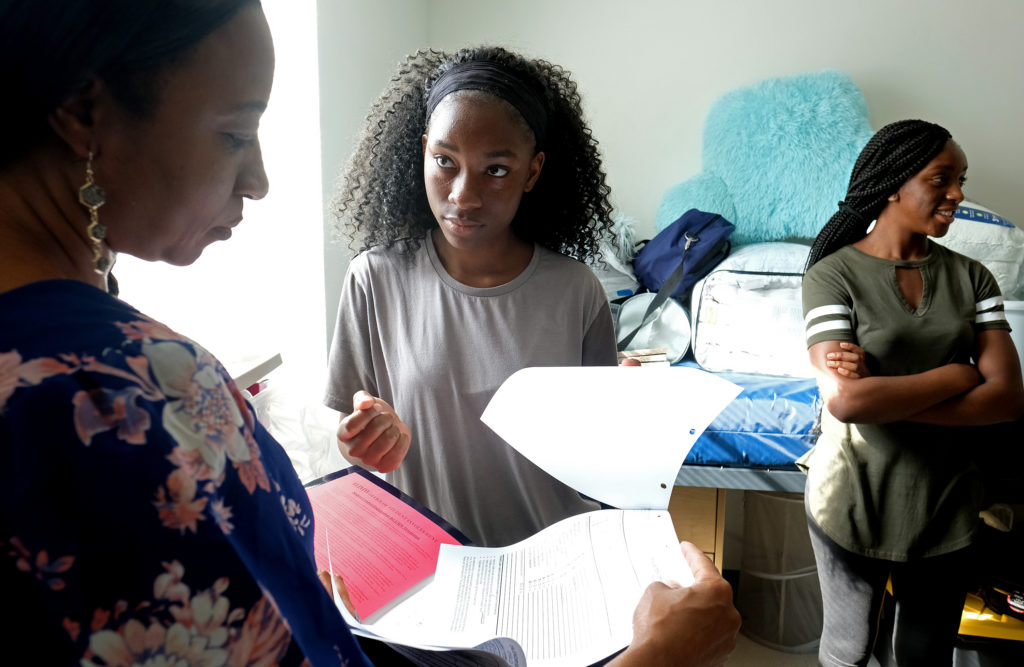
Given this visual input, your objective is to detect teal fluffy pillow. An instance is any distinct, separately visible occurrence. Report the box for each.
[656,71,874,245]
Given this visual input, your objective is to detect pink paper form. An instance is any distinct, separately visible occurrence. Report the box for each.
[307,470,463,621]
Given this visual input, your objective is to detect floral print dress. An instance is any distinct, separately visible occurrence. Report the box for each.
[0,280,370,666]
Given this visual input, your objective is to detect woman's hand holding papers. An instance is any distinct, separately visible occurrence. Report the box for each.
[337,390,412,473]
[611,541,740,667]
[317,570,360,622]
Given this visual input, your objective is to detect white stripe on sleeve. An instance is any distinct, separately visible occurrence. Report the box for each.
[805,304,851,325]
[806,320,852,342]
[976,311,1008,324]
[976,296,1004,312]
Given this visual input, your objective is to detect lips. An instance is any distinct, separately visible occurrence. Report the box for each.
[443,216,481,234]
[211,217,243,241]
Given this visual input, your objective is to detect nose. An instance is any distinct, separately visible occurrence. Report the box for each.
[947,182,964,205]
[448,171,481,210]
[238,142,270,201]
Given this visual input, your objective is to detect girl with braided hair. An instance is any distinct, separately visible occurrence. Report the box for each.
[801,119,1024,665]
[323,46,620,547]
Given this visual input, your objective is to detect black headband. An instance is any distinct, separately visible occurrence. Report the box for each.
[425,61,548,149]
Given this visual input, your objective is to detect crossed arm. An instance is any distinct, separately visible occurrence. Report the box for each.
[809,330,1024,426]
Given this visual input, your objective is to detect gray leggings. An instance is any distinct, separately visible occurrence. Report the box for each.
[806,515,973,667]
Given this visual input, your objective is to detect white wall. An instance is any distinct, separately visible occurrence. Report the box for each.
[317,0,429,350]
[316,0,1024,342]
[116,0,326,396]
[423,0,1024,240]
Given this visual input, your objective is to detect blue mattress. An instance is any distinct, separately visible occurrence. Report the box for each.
[679,362,821,470]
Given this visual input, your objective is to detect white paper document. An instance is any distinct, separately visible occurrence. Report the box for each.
[318,366,740,664]
[356,509,687,667]
[481,366,741,510]
[329,549,527,666]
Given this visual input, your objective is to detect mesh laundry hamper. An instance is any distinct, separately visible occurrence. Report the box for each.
[737,491,823,653]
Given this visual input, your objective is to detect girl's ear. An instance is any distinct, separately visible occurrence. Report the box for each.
[523,151,545,192]
[47,78,103,158]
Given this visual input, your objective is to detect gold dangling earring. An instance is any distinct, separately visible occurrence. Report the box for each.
[78,151,110,274]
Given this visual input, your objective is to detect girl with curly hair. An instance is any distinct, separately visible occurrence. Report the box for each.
[323,46,620,547]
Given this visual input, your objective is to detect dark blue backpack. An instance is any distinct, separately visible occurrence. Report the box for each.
[616,210,734,353]
[633,209,735,299]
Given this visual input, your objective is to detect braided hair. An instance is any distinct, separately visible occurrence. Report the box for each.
[332,45,615,264]
[805,119,953,270]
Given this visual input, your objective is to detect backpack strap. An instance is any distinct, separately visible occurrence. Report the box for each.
[616,220,712,352]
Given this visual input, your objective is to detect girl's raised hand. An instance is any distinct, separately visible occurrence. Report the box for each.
[336,391,412,473]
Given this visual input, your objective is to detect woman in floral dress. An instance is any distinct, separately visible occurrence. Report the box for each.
[0,1,369,663]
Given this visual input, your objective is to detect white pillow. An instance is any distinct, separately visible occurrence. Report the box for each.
[690,242,813,377]
[689,241,810,318]
[931,200,1024,300]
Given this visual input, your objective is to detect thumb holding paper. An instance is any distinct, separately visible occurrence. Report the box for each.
[610,541,740,667]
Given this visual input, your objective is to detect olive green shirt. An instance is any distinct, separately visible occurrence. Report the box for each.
[802,242,1009,560]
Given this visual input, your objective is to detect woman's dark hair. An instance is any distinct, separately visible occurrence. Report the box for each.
[805,119,953,270]
[332,45,616,264]
[0,0,257,166]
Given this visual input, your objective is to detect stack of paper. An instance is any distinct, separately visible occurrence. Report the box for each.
[309,366,741,666]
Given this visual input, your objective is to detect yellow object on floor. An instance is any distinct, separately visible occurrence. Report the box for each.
[959,591,1024,641]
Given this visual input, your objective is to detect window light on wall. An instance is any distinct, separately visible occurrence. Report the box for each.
[113,1,327,398]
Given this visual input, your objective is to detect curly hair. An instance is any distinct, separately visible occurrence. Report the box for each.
[332,45,616,264]
[805,119,953,270]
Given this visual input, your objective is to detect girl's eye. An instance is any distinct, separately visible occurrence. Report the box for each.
[487,165,510,177]
[959,175,968,187]
[434,155,454,168]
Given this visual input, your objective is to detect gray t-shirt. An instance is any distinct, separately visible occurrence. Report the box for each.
[802,241,1009,560]
[325,237,618,546]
